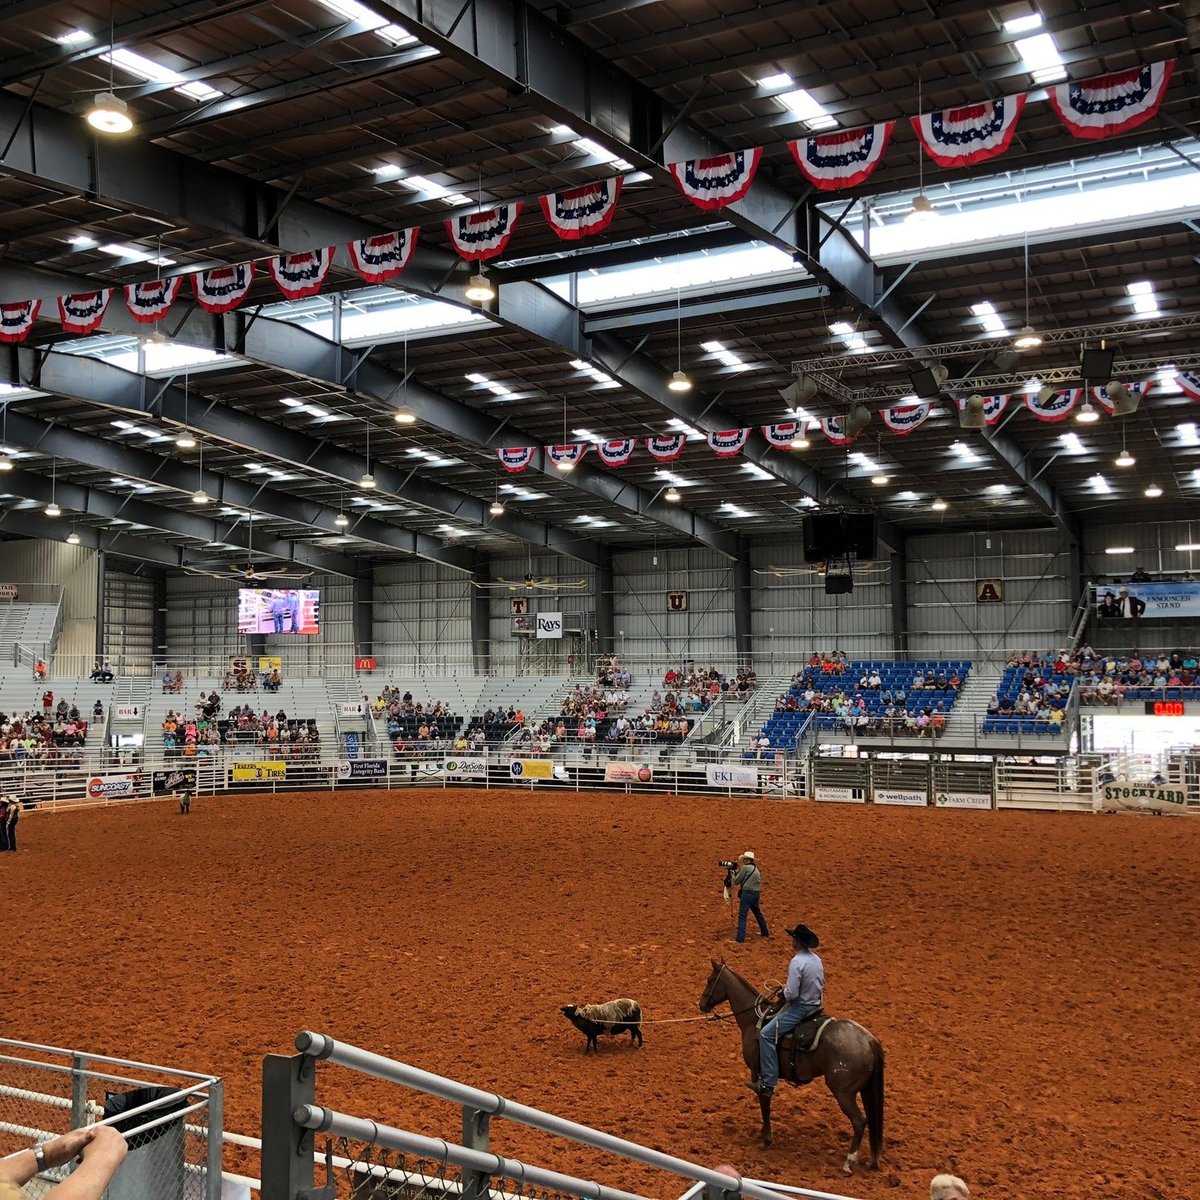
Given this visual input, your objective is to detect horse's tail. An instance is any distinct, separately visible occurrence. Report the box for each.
[863,1040,885,1162]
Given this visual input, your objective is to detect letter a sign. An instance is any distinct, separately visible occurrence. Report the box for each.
[667,591,688,612]
[976,579,1003,604]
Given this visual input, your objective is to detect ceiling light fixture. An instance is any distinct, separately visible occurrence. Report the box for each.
[489,498,506,516]
[1075,399,1100,424]
[334,511,350,527]
[360,414,376,488]
[191,434,209,503]
[1144,483,1163,498]
[45,502,62,518]
[668,261,691,392]
[664,485,681,502]
[931,498,948,512]
[1115,448,1135,468]
[394,325,417,423]
[393,406,416,424]
[465,271,495,303]
[789,433,810,450]
[555,395,576,471]
[175,431,196,449]
[66,528,81,545]
[45,457,61,517]
[1013,222,1042,350]
[85,92,133,134]
[907,71,937,224]
[871,473,890,486]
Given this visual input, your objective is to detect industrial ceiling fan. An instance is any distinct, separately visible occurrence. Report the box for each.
[470,572,588,591]
[181,511,313,582]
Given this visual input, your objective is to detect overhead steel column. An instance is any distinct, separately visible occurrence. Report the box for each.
[94,550,107,659]
[732,539,753,668]
[890,545,909,660]
[594,545,614,658]
[470,552,492,674]
[353,572,373,661]
[153,574,168,666]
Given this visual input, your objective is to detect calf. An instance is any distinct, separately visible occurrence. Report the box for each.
[560,999,644,1052]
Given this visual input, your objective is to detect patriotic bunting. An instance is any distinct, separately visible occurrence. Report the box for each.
[0,300,40,343]
[954,393,1010,427]
[545,443,588,470]
[58,290,111,335]
[540,178,623,241]
[820,416,858,446]
[1049,63,1174,140]
[1025,387,1081,423]
[1178,372,1200,402]
[707,428,751,457]
[193,263,255,314]
[125,278,182,324]
[497,447,536,474]
[787,122,894,191]
[1091,380,1154,414]
[596,438,636,467]
[911,97,1026,168]
[645,435,687,462]
[347,228,419,284]
[761,421,801,448]
[269,247,334,300]
[880,401,933,435]
[669,149,762,211]
[445,203,522,262]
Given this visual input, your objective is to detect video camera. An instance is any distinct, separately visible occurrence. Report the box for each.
[718,859,738,870]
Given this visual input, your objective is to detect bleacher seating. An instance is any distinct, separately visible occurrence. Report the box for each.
[980,663,1071,736]
[757,658,972,748]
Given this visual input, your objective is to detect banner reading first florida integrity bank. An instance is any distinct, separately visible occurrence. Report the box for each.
[1095,581,1200,620]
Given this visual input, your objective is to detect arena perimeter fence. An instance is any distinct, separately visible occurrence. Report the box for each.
[0,1037,224,1200]
[260,1031,862,1200]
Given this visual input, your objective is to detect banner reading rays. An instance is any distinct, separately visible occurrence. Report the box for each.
[540,178,622,240]
[347,229,419,284]
[911,97,1026,167]
[1050,63,1175,139]
[787,122,893,191]
[668,149,761,211]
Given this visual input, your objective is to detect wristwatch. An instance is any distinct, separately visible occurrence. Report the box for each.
[31,1144,46,1170]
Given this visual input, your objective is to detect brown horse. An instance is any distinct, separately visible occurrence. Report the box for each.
[698,958,884,1173]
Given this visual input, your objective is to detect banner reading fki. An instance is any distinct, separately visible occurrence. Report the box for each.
[536,612,563,639]
[1095,581,1200,620]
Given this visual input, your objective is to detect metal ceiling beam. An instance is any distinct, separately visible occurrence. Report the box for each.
[0,504,187,570]
[0,410,477,574]
[581,281,828,333]
[0,466,361,577]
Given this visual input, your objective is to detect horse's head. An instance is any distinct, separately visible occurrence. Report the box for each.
[698,958,729,1013]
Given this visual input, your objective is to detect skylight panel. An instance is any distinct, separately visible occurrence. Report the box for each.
[315,0,419,46]
[666,418,705,441]
[700,340,751,371]
[569,359,620,388]
[1089,473,1114,495]
[1127,280,1161,318]
[550,126,633,170]
[719,502,754,518]
[1013,31,1066,83]
[757,74,836,130]
[741,463,774,481]
[849,451,879,471]
[572,428,605,444]
[1003,14,1044,34]
[56,29,93,45]
[1059,432,1087,455]
[829,321,869,353]
[141,342,239,375]
[949,440,982,463]
[653,469,696,488]
[102,48,223,102]
[401,175,472,205]
[895,490,920,501]
[499,483,550,500]
[1177,422,1200,447]
[464,372,514,398]
[970,300,1009,336]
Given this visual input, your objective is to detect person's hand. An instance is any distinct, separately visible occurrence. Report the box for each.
[42,1127,97,1167]
[77,1127,126,1171]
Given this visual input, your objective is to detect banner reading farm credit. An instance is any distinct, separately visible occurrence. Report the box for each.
[605,761,654,784]
[705,764,759,788]
[935,792,991,809]
[874,788,927,806]
[87,774,138,800]
[231,760,287,782]
[1095,581,1200,620]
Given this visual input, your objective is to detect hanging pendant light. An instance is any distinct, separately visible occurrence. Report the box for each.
[360,415,376,488]
[85,9,135,133]
[1013,224,1042,350]
[176,367,197,447]
[1115,425,1135,468]
[668,264,691,391]
[0,402,12,470]
[465,271,495,303]
[192,437,209,503]
[66,527,81,545]
[45,458,62,516]
[907,71,938,224]
[1075,399,1100,424]
[394,329,417,423]
[555,395,576,471]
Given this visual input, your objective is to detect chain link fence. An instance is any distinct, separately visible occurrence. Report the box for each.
[0,1038,222,1200]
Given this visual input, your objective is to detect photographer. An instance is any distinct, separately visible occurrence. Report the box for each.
[722,851,770,943]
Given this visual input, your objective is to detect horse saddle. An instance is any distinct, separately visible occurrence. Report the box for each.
[776,1011,832,1084]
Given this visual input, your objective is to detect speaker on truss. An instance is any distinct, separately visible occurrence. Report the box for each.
[779,374,818,407]
[843,404,872,439]
[1106,380,1140,416]
[824,560,854,595]
[1080,345,1115,381]
[958,394,987,430]
[910,365,945,399]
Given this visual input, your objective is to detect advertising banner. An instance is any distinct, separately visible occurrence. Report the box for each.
[442,757,487,778]
[231,760,287,782]
[705,764,759,788]
[509,759,554,780]
[1099,782,1188,814]
[1095,581,1200,620]
[874,788,927,807]
[935,792,992,809]
[0,584,17,601]
[335,759,388,780]
[604,761,655,784]
[536,612,563,639]
[152,768,197,795]
[354,656,378,671]
[86,775,137,800]
[257,656,283,671]
[813,784,867,803]
[114,704,143,721]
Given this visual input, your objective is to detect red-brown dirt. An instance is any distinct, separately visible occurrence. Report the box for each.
[6,788,1198,1200]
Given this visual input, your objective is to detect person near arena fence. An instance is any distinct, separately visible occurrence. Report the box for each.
[751,921,824,1095]
[730,851,769,942]
[3,796,18,852]
[0,797,9,852]
[0,1123,127,1200]
[929,1174,969,1200]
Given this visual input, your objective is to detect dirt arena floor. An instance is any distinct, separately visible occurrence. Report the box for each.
[6,787,1199,1200]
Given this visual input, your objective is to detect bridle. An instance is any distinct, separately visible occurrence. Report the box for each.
[701,962,774,1022]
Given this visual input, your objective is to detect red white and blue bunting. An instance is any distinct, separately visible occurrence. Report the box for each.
[540,178,623,241]
[1049,63,1175,140]
[596,438,636,466]
[193,263,255,314]
[1090,380,1154,414]
[761,421,802,448]
[545,443,588,470]
[125,277,182,324]
[911,97,1026,168]
[787,122,893,191]
[269,247,334,300]
[707,428,751,457]
[58,290,111,335]
[1178,372,1200,402]
[668,149,762,211]
[497,446,536,474]
[445,203,522,262]
[645,435,688,462]
[0,299,40,343]
[820,415,858,446]
[1025,386,1081,423]
[347,229,419,284]
[880,401,933,435]
[954,392,1010,427]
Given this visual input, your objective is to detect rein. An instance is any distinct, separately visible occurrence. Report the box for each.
[702,962,779,1022]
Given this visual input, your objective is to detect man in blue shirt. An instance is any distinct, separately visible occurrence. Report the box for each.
[751,921,824,1095]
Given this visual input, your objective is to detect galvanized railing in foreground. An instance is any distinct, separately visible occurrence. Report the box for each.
[262,1032,861,1200]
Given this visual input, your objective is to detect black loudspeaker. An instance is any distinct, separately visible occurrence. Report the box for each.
[909,366,941,399]
[1080,346,1115,380]
[824,566,854,595]
[803,513,878,562]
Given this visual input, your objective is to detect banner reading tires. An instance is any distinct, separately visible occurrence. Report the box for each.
[231,761,286,782]
[152,768,197,795]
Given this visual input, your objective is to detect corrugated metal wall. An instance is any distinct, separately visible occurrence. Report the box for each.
[374,561,474,673]
[103,571,155,672]
[2,540,98,665]
[487,553,595,673]
[906,529,1073,658]
[164,572,355,670]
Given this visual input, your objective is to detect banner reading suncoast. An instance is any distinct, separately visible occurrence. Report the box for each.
[86,775,137,800]
[1095,581,1200,620]
[231,761,287,782]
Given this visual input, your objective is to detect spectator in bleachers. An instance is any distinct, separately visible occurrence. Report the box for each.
[92,699,104,721]
[33,657,47,681]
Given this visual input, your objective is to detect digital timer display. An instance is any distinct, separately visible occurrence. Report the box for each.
[1144,700,1186,716]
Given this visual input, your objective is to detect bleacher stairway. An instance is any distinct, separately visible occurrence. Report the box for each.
[949,662,1005,733]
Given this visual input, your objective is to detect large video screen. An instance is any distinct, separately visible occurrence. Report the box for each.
[237,588,321,635]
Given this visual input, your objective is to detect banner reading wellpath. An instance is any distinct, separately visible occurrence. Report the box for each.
[1095,581,1200,620]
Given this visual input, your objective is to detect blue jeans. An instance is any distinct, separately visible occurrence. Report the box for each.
[736,892,769,941]
[759,1003,815,1089]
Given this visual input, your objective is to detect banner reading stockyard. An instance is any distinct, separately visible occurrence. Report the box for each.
[152,768,197,795]
[231,761,286,782]
[1095,580,1200,619]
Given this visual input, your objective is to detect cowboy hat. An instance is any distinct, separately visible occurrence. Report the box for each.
[784,922,819,948]
[740,850,755,861]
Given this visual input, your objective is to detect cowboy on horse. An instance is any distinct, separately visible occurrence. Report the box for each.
[750,921,824,1096]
